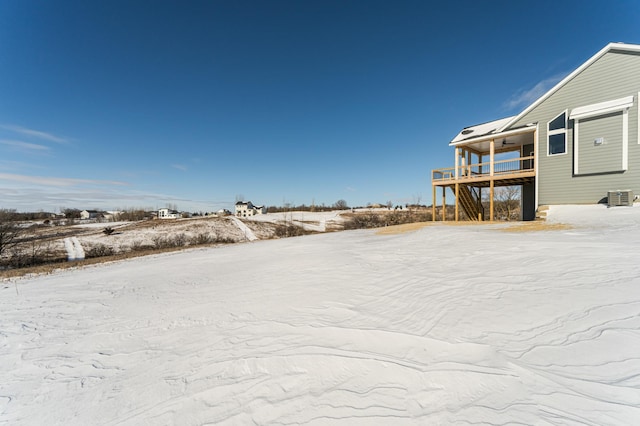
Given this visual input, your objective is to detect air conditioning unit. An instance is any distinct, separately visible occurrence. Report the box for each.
[607,190,634,207]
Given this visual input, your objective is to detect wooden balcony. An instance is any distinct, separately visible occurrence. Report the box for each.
[432,155,535,188]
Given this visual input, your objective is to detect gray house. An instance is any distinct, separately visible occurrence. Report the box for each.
[432,42,640,221]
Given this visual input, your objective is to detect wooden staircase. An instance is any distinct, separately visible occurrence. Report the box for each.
[458,184,484,221]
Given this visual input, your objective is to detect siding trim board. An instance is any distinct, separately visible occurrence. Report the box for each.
[623,109,629,170]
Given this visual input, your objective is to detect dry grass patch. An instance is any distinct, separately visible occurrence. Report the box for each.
[431,221,492,226]
[375,222,432,235]
[375,220,573,235]
[500,221,573,232]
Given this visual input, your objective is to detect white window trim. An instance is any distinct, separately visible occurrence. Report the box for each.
[569,95,634,120]
[623,109,628,169]
[571,97,634,174]
[547,110,568,156]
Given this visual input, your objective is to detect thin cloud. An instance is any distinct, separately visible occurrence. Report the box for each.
[0,139,51,153]
[0,124,69,144]
[0,160,46,171]
[172,164,188,171]
[0,186,230,212]
[0,173,129,187]
[504,73,567,111]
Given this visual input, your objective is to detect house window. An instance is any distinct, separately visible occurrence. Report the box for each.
[548,111,567,155]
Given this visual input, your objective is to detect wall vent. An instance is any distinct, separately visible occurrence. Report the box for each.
[607,190,634,207]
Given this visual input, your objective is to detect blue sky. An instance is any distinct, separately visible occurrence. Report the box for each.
[1,0,639,212]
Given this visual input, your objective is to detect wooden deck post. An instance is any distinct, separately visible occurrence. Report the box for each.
[489,138,495,221]
[442,186,446,221]
[454,183,459,221]
[489,180,494,222]
[489,139,495,177]
[432,186,436,222]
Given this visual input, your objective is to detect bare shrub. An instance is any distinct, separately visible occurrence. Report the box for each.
[274,222,309,237]
[343,210,433,230]
[152,235,170,249]
[191,233,214,245]
[217,236,236,244]
[343,213,384,230]
[6,240,52,268]
[0,211,22,259]
[152,233,187,249]
[86,244,115,258]
[173,233,187,246]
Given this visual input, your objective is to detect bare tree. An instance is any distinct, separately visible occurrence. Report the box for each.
[333,199,348,210]
[61,208,82,219]
[0,210,22,259]
[495,186,521,221]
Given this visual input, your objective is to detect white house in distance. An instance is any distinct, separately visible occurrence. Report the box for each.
[235,201,266,217]
[158,208,181,219]
[80,210,102,220]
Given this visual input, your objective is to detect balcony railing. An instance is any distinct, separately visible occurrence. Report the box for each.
[432,156,534,183]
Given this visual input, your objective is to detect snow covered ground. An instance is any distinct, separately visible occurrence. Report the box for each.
[246,210,348,232]
[2,205,640,424]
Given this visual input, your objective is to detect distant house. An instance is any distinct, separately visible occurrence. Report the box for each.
[102,210,123,221]
[235,201,266,217]
[158,208,181,219]
[432,42,640,221]
[80,210,102,220]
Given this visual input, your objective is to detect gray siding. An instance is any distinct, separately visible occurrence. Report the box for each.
[510,49,640,205]
[577,112,624,174]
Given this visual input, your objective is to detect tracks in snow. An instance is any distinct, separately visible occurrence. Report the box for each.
[63,237,85,260]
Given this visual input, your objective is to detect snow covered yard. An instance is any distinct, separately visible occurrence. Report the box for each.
[2,205,640,424]
[245,210,348,232]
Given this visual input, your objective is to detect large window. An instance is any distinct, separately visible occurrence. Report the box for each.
[548,111,567,155]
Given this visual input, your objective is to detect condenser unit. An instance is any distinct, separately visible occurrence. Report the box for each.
[607,190,634,207]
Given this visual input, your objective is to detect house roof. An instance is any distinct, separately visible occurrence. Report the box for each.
[449,122,536,153]
[450,116,515,145]
[449,42,640,147]
[498,42,640,132]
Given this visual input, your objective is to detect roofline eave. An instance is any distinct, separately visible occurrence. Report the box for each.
[449,125,536,148]
[497,42,640,132]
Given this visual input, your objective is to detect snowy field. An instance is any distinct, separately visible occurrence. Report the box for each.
[2,205,640,424]
[245,210,348,232]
